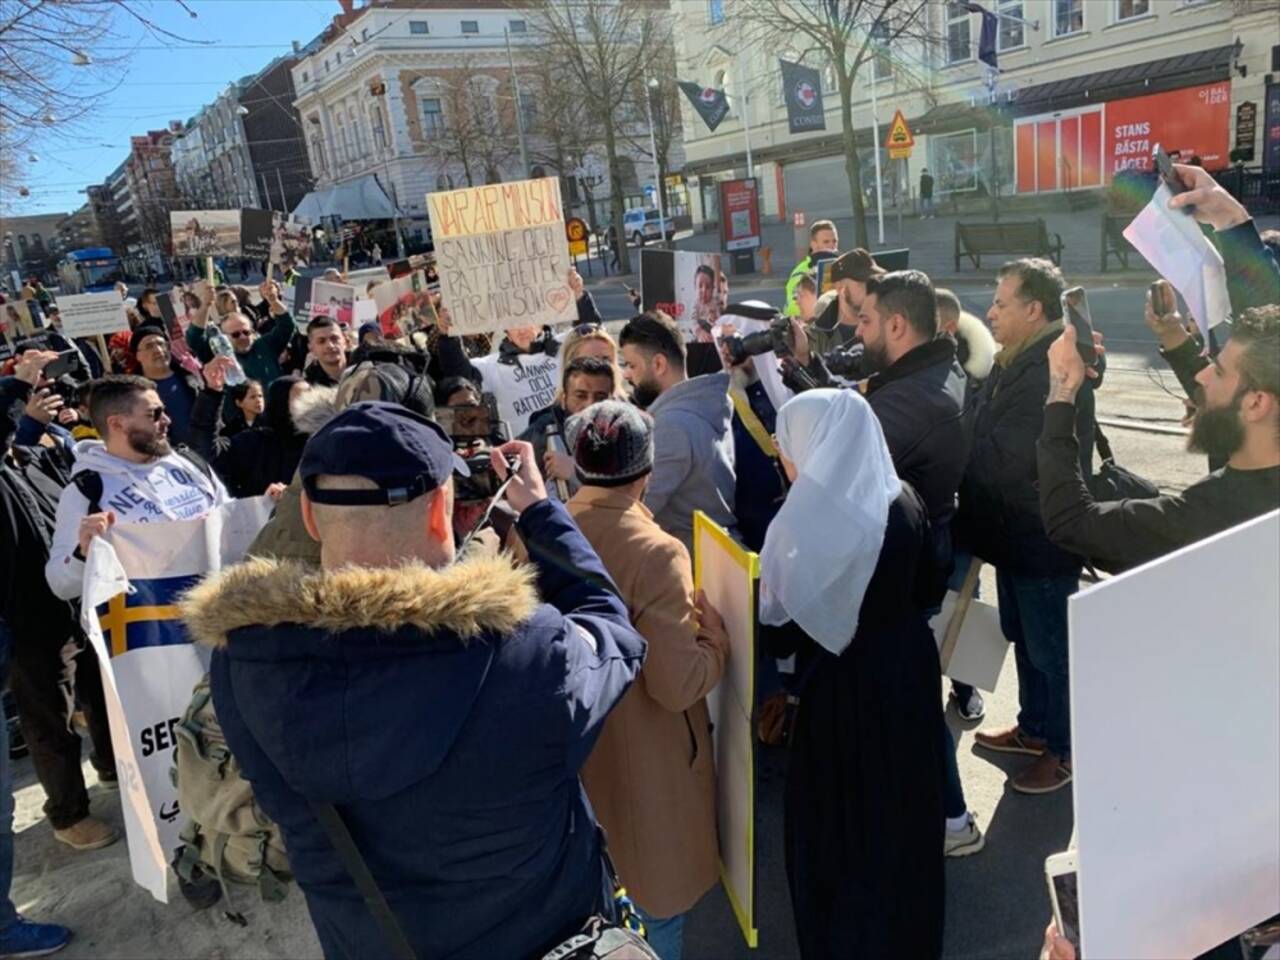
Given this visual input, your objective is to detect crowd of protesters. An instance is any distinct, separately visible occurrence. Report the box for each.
[0,162,1276,960]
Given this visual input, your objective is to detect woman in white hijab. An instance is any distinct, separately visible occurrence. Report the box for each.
[760,388,945,960]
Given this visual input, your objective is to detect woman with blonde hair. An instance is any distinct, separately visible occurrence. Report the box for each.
[522,326,628,499]
[554,324,626,403]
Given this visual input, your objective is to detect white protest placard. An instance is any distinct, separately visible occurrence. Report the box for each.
[81,497,273,902]
[425,176,576,334]
[929,592,1007,694]
[55,290,130,338]
[1071,510,1280,960]
[693,511,759,949]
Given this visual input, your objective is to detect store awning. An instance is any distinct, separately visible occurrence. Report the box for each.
[1007,44,1234,117]
[290,173,402,222]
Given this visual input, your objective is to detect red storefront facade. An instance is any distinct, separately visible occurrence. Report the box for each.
[1014,81,1233,195]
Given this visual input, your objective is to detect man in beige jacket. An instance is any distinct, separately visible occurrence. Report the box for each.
[563,399,730,960]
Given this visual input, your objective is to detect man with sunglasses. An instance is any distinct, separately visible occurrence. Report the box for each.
[46,375,231,603]
[185,280,297,387]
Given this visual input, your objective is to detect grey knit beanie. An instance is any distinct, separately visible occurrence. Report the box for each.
[565,399,654,488]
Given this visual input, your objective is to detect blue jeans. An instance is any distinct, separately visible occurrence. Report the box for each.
[636,906,685,960]
[1,628,18,931]
[995,568,1079,760]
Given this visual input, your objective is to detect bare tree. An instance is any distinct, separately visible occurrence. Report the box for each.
[523,50,606,221]
[0,0,204,209]
[424,57,520,187]
[620,43,683,221]
[731,0,937,248]
[529,0,667,273]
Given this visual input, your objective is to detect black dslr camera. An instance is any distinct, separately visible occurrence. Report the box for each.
[721,302,795,365]
[434,394,514,502]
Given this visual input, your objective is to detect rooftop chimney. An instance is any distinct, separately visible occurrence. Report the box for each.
[337,0,354,15]
[292,39,301,54]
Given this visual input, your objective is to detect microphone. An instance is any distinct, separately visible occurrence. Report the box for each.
[544,422,571,501]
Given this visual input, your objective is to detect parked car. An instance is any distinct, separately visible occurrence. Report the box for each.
[622,208,676,246]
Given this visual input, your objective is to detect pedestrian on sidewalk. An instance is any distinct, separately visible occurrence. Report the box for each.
[920,168,936,219]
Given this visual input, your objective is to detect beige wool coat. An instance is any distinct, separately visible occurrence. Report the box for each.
[565,485,728,918]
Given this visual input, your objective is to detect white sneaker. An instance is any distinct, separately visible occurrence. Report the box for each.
[953,688,986,722]
[944,816,986,858]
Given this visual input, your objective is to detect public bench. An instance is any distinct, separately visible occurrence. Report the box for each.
[954,219,1064,271]
[1100,214,1136,272]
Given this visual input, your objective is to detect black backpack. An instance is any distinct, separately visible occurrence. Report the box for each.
[72,446,216,514]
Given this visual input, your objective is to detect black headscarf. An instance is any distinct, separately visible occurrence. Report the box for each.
[261,374,304,437]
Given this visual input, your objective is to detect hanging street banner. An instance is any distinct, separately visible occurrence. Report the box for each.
[780,59,826,134]
[424,176,575,335]
[886,109,916,160]
[678,80,731,133]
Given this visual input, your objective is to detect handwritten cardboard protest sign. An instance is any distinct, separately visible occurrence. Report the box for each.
[55,290,130,338]
[425,176,575,334]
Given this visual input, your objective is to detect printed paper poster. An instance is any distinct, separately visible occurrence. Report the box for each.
[425,177,575,334]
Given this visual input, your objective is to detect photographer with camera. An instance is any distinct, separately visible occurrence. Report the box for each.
[2,351,120,856]
[181,402,646,960]
[1038,306,1279,574]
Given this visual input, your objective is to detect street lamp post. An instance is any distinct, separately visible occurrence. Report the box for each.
[643,78,667,248]
[369,83,406,259]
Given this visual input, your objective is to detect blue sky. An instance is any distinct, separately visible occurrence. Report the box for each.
[17,0,339,216]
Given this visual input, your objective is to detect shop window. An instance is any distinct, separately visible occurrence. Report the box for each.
[946,2,972,65]
[931,129,979,193]
[1116,0,1150,20]
[1053,0,1084,37]
[998,0,1024,49]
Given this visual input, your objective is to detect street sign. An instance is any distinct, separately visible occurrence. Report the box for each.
[1234,101,1257,162]
[886,109,915,160]
[565,216,589,257]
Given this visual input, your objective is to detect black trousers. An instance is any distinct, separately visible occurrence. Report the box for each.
[9,628,114,829]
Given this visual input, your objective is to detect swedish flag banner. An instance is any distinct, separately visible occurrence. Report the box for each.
[80,496,273,902]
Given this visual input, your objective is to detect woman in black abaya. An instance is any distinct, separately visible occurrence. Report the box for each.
[760,388,945,960]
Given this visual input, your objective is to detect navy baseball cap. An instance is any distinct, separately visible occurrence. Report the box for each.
[300,401,466,506]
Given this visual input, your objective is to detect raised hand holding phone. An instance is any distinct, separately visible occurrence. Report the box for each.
[1060,287,1098,366]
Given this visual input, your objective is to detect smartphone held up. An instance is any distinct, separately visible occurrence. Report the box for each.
[1060,287,1098,366]
[1045,850,1081,956]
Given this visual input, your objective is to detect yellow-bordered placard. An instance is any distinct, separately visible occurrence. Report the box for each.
[692,510,759,949]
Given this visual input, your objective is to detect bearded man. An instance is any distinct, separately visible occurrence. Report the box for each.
[1037,303,1279,572]
[46,375,231,601]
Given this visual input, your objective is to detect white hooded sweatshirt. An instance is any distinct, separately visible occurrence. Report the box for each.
[46,439,229,600]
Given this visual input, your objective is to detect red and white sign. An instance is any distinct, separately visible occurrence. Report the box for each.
[719,178,761,252]
[1014,81,1231,194]
[1105,81,1231,175]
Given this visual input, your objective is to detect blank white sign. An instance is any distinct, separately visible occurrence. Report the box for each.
[1071,510,1280,960]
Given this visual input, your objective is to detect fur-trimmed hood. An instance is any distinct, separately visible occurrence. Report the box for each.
[289,384,339,436]
[181,551,538,649]
[955,310,997,382]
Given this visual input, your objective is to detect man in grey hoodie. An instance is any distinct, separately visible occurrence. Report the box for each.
[619,313,736,551]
